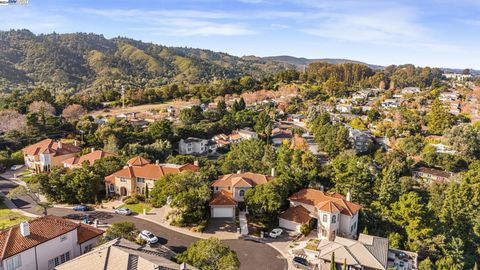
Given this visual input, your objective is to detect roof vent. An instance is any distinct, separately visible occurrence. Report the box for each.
[20,221,30,237]
[346,189,352,202]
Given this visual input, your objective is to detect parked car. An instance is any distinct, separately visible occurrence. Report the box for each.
[292,256,311,269]
[139,230,159,244]
[10,165,23,171]
[115,208,132,215]
[73,205,92,211]
[269,228,283,238]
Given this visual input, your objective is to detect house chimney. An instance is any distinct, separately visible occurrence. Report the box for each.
[271,167,275,177]
[155,160,159,165]
[91,147,95,153]
[73,140,78,146]
[57,141,63,149]
[237,170,242,174]
[346,189,352,202]
[320,185,324,192]
[20,221,30,237]
[193,160,199,167]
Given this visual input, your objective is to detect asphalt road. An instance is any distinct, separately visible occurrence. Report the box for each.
[0,176,287,270]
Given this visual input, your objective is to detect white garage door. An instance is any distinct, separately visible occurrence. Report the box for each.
[279,218,300,231]
[212,207,234,218]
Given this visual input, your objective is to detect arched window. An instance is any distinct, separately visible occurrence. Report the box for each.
[239,190,245,197]
[332,215,337,223]
[323,214,327,223]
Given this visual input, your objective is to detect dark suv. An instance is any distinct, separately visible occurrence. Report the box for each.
[293,256,311,269]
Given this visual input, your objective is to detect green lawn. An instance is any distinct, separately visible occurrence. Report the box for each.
[118,202,152,214]
[0,202,31,229]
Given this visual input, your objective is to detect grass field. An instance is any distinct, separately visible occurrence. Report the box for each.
[118,202,152,214]
[0,202,31,229]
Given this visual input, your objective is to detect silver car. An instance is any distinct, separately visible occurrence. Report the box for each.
[139,230,159,244]
[114,208,132,215]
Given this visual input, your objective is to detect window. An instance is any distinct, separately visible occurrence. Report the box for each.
[6,255,21,270]
[83,244,93,254]
[332,215,336,224]
[321,230,327,237]
[119,177,126,182]
[228,186,230,190]
[239,190,245,197]
[215,187,218,191]
[322,214,327,223]
[48,251,70,270]
[109,184,115,192]
[60,234,68,242]
[136,177,145,183]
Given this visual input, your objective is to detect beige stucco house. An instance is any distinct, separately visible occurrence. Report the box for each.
[23,139,81,173]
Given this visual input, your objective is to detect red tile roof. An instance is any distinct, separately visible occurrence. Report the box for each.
[63,150,115,167]
[77,223,104,244]
[289,188,361,216]
[22,139,81,157]
[127,156,151,166]
[211,173,272,188]
[209,190,237,206]
[279,205,312,224]
[0,215,103,260]
[105,157,199,183]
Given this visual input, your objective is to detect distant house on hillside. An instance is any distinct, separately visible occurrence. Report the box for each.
[178,137,217,155]
[412,167,454,185]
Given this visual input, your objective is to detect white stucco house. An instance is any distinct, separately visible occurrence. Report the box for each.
[0,215,103,270]
[178,137,217,155]
[278,188,361,239]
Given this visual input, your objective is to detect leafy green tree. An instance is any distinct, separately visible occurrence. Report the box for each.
[148,119,174,142]
[244,180,287,224]
[446,123,480,159]
[312,121,351,157]
[389,192,432,251]
[254,111,272,141]
[427,99,454,135]
[64,167,101,203]
[103,221,137,242]
[219,139,276,174]
[91,156,125,178]
[177,238,240,270]
[418,257,435,270]
[388,232,404,249]
[331,151,375,206]
[180,105,204,125]
[396,134,425,156]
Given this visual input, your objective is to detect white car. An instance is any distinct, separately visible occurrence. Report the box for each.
[114,208,132,215]
[269,228,283,238]
[139,230,158,244]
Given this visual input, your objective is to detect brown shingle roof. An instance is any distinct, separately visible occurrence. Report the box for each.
[211,173,272,188]
[209,190,237,206]
[22,139,81,157]
[63,150,115,167]
[289,188,361,216]
[279,205,312,224]
[0,215,102,260]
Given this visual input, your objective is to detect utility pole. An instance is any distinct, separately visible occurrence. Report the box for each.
[121,85,125,109]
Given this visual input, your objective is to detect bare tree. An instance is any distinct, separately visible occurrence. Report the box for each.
[0,109,26,133]
[28,101,56,115]
[62,104,86,121]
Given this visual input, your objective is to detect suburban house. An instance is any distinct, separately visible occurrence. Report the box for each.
[56,238,198,270]
[0,215,103,270]
[178,137,217,155]
[62,149,115,169]
[412,167,454,184]
[209,172,274,218]
[335,104,352,113]
[23,139,82,173]
[295,234,417,270]
[105,156,199,196]
[347,126,373,153]
[237,128,258,140]
[278,188,361,239]
[271,128,293,146]
[381,99,399,109]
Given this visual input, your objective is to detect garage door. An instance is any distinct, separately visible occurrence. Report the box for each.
[212,207,233,218]
[279,218,300,231]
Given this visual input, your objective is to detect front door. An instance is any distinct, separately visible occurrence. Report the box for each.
[120,187,127,196]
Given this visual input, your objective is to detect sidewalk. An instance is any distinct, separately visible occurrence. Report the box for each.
[0,192,40,218]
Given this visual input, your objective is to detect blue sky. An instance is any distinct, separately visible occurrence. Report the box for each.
[0,0,479,69]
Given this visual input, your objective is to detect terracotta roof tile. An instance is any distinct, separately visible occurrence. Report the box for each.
[127,156,151,166]
[289,188,361,216]
[77,223,104,244]
[211,173,272,188]
[63,150,115,167]
[0,215,81,260]
[209,190,237,206]
[279,205,312,224]
[22,139,81,157]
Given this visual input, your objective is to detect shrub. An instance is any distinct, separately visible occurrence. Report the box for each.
[300,223,312,236]
[123,197,139,205]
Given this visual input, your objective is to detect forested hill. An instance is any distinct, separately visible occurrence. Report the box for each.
[0,29,292,94]
[261,55,385,70]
